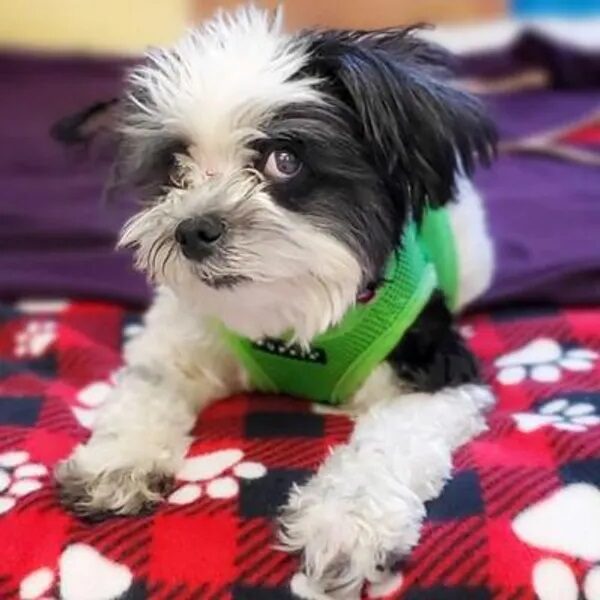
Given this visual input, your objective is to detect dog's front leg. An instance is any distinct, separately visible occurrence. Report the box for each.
[55,289,243,518]
[280,370,493,598]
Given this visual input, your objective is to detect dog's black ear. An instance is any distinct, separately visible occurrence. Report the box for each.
[304,28,496,220]
[50,98,119,145]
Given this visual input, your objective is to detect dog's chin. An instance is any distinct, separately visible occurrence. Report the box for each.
[141,240,363,342]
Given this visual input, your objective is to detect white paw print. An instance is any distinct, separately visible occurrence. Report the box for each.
[495,338,598,385]
[533,558,600,600]
[168,448,266,504]
[0,451,48,515]
[14,320,57,358]
[514,397,600,433]
[19,543,133,600]
[72,379,114,429]
[19,566,54,600]
[15,299,69,315]
[513,484,600,600]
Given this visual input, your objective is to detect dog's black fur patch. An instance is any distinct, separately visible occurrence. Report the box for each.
[258,27,496,286]
[300,27,497,221]
[387,290,480,392]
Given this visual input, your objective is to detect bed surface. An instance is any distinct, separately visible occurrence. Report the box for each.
[0,301,599,599]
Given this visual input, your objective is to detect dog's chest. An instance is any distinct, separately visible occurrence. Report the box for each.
[219,209,458,405]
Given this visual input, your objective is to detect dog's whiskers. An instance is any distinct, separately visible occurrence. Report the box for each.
[147,235,171,279]
[160,242,178,279]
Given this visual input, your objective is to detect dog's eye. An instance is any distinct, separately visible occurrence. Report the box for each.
[263,149,302,180]
[167,143,190,189]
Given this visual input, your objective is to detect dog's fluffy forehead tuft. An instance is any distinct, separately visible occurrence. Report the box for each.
[123,5,322,155]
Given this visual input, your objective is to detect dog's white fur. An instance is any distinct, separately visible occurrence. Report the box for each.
[57,7,495,597]
[123,7,321,151]
[450,176,495,308]
[60,186,493,596]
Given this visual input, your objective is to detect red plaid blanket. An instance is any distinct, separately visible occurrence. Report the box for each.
[0,301,599,600]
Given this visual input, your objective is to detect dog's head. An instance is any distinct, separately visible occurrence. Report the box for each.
[57,7,495,342]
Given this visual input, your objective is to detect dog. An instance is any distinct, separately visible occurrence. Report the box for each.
[54,6,497,596]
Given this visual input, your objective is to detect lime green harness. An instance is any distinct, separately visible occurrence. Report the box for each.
[220,208,458,405]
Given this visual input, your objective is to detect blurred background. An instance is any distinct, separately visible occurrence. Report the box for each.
[0,1,598,307]
[1,0,600,54]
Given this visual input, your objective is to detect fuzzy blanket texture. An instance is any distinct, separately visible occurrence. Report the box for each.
[0,301,599,600]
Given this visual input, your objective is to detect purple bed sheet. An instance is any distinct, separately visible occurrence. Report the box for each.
[0,33,599,309]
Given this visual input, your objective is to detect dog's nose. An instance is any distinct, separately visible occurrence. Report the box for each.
[175,215,225,261]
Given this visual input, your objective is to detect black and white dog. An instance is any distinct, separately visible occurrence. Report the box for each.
[55,6,496,596]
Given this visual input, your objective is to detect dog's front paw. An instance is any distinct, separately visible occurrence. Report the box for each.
[55,445,174,520]
[278,450,425,597]
[459,384,496,412]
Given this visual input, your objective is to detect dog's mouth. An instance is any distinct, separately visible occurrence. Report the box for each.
[196,272,252,289]
[185,253,253,289]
